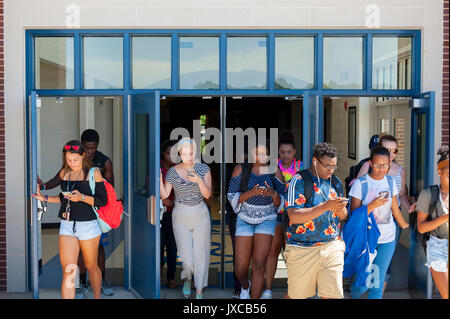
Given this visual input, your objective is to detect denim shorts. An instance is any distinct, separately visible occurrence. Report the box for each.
[59,219,101,241]
[235,215,276,236]
[426,236,448,273]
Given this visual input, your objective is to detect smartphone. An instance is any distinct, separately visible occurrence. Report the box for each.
[187,169,194,177]
[339,197,349,203]
[62,191,71,197]
[378,191,389,199]
[258,186,267,189]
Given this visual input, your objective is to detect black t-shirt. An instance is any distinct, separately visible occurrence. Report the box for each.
[92,151,110,172]
[58,179,107,222]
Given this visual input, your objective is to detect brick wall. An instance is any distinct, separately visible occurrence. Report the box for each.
[0,0,5,292]
[444,0,449,145]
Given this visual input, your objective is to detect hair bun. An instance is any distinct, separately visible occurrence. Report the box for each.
[279,130,295,144]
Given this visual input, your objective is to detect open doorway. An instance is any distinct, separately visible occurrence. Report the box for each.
[159,96,222,291]
[224,96,302,290]
[37,96,125,298]
[324,95,412,292]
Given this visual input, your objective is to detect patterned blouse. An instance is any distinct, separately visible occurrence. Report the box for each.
[227,168,286,224]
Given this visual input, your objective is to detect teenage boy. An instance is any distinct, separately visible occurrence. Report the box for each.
[284,142,348,299]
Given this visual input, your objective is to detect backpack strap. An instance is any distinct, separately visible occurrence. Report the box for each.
[88,167,100,196]
[299,170,314,204]
[359,175,369,200]
[385,175,394,199]
[429,185,440,220]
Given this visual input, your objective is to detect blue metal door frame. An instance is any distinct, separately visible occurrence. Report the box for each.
[25,28,426,297]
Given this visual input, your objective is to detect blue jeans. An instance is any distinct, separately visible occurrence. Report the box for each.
[351,240,396,299]
[385,221,401,283]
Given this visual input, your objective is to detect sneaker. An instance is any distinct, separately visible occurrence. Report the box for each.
[240,281,251,299]
[260,289,272,299]
[196,292,203,299]
[231,291,241,299]
[101,280,115,296]
[75,283,89,299]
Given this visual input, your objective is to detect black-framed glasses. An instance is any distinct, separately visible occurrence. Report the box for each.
[317,158,338,171]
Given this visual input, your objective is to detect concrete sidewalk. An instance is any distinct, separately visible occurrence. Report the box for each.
[0,287,412,299]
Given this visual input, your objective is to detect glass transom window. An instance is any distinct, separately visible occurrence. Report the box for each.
[179,37,219,90]
[83,37,123,90]
[132,37,171,89]
[373,37,412,90]
[323,37,364,89]
[227,37,267,89]
[35,37,74,90]
[275,37,314,89]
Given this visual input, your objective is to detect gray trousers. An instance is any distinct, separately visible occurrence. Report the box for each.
[172,201,211,290]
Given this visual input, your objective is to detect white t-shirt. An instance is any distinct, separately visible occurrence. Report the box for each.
[349,175,400,244]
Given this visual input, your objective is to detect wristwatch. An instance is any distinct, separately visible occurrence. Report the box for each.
[81,194,86,201]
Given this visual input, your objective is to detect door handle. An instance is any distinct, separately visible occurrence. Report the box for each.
[146,195,157,225]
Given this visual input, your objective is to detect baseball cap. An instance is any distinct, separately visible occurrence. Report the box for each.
[369,134,380,150]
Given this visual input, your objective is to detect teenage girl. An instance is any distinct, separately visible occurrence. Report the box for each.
[32,140,107,299]
[262,131,301,299]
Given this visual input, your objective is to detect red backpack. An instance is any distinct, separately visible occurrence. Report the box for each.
[88,167,123,232]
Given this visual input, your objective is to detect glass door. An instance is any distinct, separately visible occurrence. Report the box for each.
[408,91,436,299]
[302,92,320,168]
[129,92,161,299]
[27,91,39,298]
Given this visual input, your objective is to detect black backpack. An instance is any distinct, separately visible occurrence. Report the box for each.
[344,158,371,196]
[282,169,343,236]
[415,185,440,253]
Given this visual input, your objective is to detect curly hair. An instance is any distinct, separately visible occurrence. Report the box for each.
[312,142,338,160]
[437,145,449,164]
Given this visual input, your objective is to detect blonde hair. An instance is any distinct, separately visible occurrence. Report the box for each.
[177,137,197,154]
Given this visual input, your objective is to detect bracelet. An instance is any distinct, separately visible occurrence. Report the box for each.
[43,184,46,191]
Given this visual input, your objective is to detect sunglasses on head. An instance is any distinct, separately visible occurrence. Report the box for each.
[64,144,81,151]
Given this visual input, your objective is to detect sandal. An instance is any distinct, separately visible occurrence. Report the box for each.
[183,280,191,298]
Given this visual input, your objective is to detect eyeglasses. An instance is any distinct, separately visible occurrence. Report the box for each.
[386,148,399,155]
[372,163,390,169]
[317,158,338,171]
[64,144,80,151]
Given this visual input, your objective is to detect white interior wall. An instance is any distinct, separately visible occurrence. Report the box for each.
[4,0,444,292]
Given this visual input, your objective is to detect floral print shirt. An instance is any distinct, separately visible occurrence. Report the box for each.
[285,172,343,247]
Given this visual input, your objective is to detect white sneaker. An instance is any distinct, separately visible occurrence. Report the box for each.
[240,281,251,299]
[260,289,272,299]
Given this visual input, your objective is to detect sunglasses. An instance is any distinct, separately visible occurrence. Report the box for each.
[64,144,81,151]
[387,148,399,155]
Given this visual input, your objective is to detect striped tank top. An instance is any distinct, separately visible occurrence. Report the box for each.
[165,163,211,206]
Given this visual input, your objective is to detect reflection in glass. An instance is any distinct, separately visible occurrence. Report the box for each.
[323,37,363,89]
[227,37,267,89]
[35,37,74,89]
[373,37,412,90]
[275,37,314,89]
[180,37,219,89]
[84,37,123,89]
[135,114,149,197]
[132,37,171,89]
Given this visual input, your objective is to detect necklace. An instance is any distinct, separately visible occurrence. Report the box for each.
[63,170,82,221]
